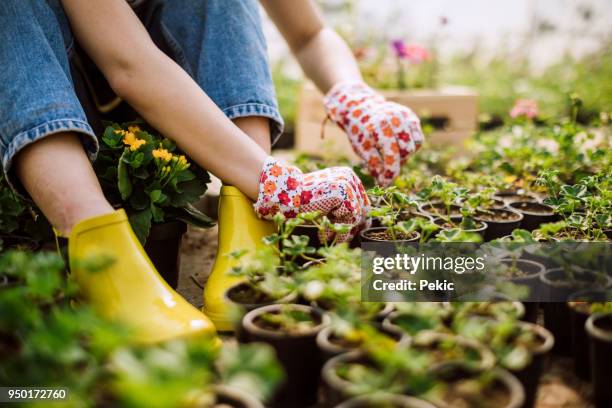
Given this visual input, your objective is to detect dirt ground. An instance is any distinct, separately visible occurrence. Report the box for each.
[177,225,594,408]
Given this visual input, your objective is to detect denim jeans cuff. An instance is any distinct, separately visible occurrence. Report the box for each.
[2,118,98,197]
[222,103,285,146]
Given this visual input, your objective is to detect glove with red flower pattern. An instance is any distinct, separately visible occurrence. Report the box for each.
[323,81,424,186]
[253,157,370,242]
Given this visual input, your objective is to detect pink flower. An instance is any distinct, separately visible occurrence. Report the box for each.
[391,40,430,64]
[510,99,539,119]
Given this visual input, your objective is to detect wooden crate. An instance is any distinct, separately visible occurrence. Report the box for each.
[295,82,478,160]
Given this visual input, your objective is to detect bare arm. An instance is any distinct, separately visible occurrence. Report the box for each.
[261,0,362,93]
[60,0,266,199]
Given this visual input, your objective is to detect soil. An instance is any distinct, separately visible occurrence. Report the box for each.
[441,379,511,408]
[253,310,319,335]
[363,229,419,241]
[511,202,554,215]
[421,203,462,218]
[178,226,594,407]
[476,209,521,222]
[434,219,485,231]
[500,260,540,278]
[227,284,273,305]
[495,193,539,204]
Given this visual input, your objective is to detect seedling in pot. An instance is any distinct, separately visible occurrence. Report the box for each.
[452,315,553,408]
[321,343,435,406]
[228,246,296,308]
[383,302,452,336]
[418,176,469,219]
[241,304,327,408]
[426,366,525,408]
[296,244,392,321]
[365,187,422,241]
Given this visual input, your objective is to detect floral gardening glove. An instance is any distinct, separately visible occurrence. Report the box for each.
[254,157,370,242]
[324,81,424,186]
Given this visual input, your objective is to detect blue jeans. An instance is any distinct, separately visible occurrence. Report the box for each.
[0,0,282,190]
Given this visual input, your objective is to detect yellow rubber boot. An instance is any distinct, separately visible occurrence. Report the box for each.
[203,186,275,331]
[68,209,217,344]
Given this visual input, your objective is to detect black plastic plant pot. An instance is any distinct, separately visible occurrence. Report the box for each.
[359,227,420,244]
[499,258,545,306]
[494,191,540,205]
[567,289,612,380]
[241,304,328,408]
[418,202,462,219]
[320,351,377,407]
[334,394,437,408]
[475,209,523,241]
[316,323,409,362]
[212,384,264,408]
[0,234,40,252]
[428,367,525,408]
[540,269,612,355]
[586,313,612,407]
[143,221,187,289]
[432,217,488,238]
[291,223,323,249]
[226,282,297,339]
[508,201,558,232]
[509,322,554,408]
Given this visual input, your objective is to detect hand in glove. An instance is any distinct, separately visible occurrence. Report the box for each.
[253,157,370,242]
[324,81,424,186]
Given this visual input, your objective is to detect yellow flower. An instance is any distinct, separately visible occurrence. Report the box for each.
[175,155,190,170]
[128,125,141,134]
[122,131,146,151]
[152,148,173,162]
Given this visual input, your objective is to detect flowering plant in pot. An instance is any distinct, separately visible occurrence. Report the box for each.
[95,123,214,242]
[95,123,214,287]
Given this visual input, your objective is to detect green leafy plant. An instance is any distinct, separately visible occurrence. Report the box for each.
[0,172,52,246]
[0,250,283,407]
[95,123,213,243]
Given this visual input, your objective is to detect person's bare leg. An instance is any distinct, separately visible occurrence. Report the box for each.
[14,132,114,236]
[233,117,271,154]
